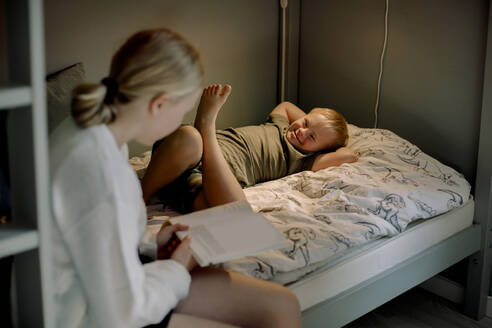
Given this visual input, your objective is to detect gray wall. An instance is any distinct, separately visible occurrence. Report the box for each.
[299,0,488,184]
[44,0,279,156]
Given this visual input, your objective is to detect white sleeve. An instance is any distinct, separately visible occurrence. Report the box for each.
[120,143,129,160]
[58,195,191,327]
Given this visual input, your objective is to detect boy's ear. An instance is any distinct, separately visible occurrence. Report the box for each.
[148,93,171,116]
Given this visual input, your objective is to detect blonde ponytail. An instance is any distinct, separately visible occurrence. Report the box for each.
[71,83,116,127]
[71,28,203,128]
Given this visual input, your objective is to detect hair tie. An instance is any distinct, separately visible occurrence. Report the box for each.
[101,77,119,104]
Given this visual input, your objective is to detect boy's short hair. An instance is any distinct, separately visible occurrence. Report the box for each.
[309,108,349,148]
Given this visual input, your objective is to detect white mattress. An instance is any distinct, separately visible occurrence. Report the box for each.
[288,199,475,311]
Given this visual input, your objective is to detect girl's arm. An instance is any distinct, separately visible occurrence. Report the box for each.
[311,147,358,172]
[270,102,306,123]
[52,193,191,327]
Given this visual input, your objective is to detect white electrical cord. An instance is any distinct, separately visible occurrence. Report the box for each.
[374,0,389,128]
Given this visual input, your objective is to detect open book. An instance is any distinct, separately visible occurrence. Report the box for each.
[167,200,289,267]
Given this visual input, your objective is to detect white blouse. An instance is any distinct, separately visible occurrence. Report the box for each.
[50,118,191,328]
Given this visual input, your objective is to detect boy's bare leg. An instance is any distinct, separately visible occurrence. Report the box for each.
[175,267,302,328]
[194,84,246,207]
[141,126,203,203]
[192,191,209,211]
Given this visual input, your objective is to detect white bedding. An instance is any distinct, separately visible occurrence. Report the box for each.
[132,124,471,283]
[289,199,474,310]
[220,125,470,281]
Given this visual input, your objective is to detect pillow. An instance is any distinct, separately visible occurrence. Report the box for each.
[128,151,152,179]
[46,63,85,133]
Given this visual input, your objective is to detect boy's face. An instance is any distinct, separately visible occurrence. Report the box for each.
[286,112,339,152]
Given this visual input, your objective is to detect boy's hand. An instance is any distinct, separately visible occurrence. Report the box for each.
[311,147,358,172]
[335,147,359,163]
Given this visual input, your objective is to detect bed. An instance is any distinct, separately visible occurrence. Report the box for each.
[132,124,480,327]
[38,2,491,324]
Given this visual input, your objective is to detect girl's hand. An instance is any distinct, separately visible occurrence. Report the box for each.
[156,223,188,260]
[171,236,198,272]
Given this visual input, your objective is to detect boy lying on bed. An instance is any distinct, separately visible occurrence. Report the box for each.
[141,84,358,213]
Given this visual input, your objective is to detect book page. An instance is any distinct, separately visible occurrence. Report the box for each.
[170,200,251,227]
[170,201,289,266]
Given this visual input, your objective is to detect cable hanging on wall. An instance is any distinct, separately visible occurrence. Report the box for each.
[374,0,389,128]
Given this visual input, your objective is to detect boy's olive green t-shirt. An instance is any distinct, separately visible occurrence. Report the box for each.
[158,113,318,212]
[217,113,317,187]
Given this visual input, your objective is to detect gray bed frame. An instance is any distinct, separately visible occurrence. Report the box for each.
[278,1,492,326]
[301,224,481,327]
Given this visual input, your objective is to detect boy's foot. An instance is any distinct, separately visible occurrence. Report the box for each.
[195,84,231,131]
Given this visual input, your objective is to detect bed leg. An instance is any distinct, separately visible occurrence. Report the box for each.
[464,178,492,319]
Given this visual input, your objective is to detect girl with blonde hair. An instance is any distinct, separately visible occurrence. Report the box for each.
[50,28,301,328]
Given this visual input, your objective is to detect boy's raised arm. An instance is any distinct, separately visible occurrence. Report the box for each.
[311,147,358,172]
[270,102,307,123]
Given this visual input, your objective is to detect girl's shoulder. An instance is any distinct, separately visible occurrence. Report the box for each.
[50,119,141,232]
[50,118,130,198]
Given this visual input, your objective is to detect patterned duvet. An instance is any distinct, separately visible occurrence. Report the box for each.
[220,125,471,282]
[132,124,471,283]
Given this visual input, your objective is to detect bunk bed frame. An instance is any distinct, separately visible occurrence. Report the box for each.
[0,0,490,326]
[1,0,53,327]
[278,1,492,326]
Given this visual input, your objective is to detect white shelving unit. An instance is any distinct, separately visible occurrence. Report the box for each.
[0,228,39,259]
[0,85,32,110]
[2,0,53,326]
